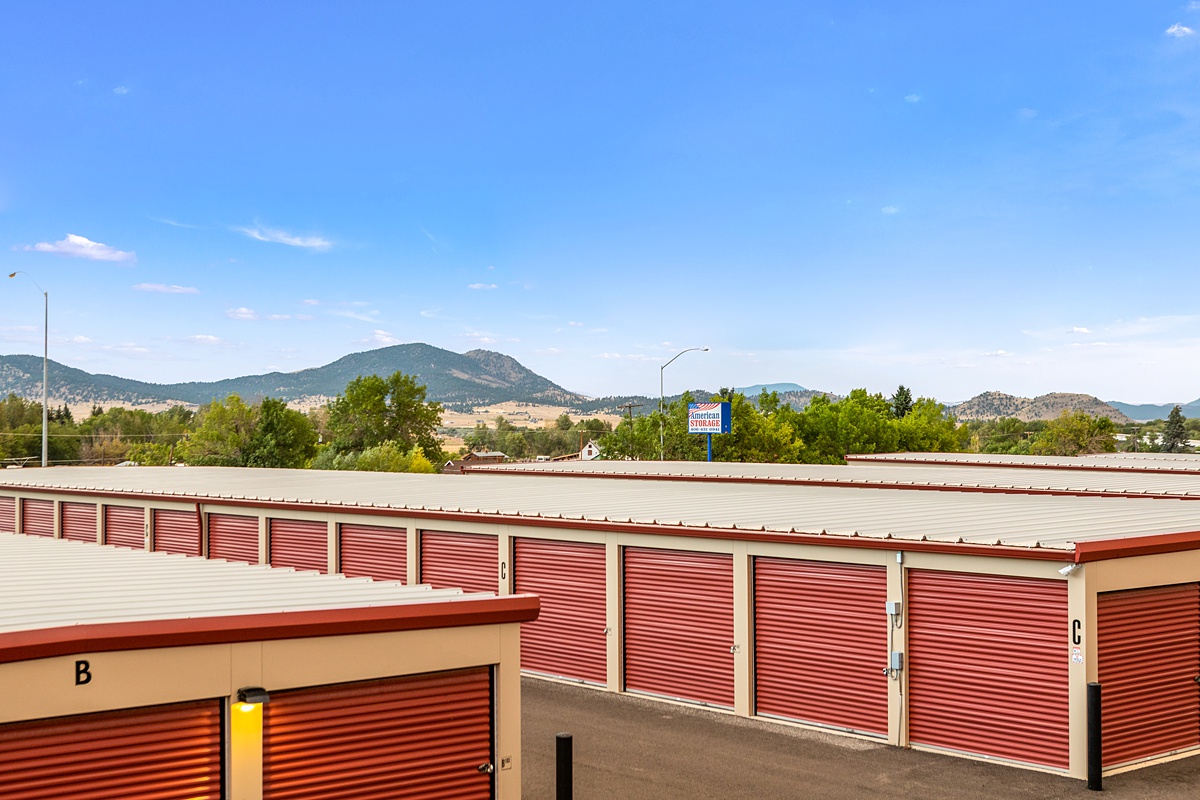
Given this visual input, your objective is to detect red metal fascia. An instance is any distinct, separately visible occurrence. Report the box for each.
[461,465,1200,501]
[0,485,1071,560]
[0,594,541,665]
[844,454,1200,476]
[1073,529,1200,563]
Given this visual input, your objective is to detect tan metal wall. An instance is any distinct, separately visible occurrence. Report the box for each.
[0,622,524,799]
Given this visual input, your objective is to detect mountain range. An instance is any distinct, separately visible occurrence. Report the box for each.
[0,345,584,412]
[0,344,1191,422]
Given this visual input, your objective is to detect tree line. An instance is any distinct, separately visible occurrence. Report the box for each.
[0,370,448,473]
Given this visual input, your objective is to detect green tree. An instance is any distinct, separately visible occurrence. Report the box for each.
[245,398,318,468]
[326,372,444,460]
[896,398,967,452]
[1029,411,1117,456]
[178,394,259,466]
[1161,405,1190,453]
[890,385,914,419]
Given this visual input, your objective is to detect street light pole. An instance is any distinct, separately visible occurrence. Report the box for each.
[8,272,49,467]
[659,346,709,461]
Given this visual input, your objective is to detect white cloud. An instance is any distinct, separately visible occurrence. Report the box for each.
[331,309,379,322]
[568,321,584,327]
[465,331,498,345]
[238,225,332,251]
[537,347,564,355]
[113,86,129,95]
[134,283,199,294]
[1166,23,1195,36]
[226,307,258,321]
[302,299,320,306]
[468,283,498,290]
[151,217,201,229]
[363,329,401,345]
[267,314,291,321]
[1070,326,1091,334]
[905,94,921,103]
[983,349,1011,357]
[1018,108,1039,119]
[70,335,92,344]
[295,314,314,321]
[1189,2,1200,10]
[186,334,224,345]
[881,206,899,215]
[22,233,135,263]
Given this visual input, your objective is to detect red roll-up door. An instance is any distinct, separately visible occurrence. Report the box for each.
[153,509,202,557]
[514,538,607,684]
[340,523,407,582]
[61,502,98,543]
[754,558,888,735]
[208,513,259,564]
[1098,583,1200,767]
[21,499,53,537]
[0,699,223,800]
[104,505,145,550]
[0,496,15,533]
[269,518,328,574]
[419,531,498,594]
[264,667,493,800]
[623,547,734,708]
[907,570,1069,769]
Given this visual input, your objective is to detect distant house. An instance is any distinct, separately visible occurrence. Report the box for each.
[463,450,507,464]
[581,441,601,461]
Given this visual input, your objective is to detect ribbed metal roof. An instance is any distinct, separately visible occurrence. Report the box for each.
[463,459,1200,497]
[0,531,491,635]
[2,466,1200,554]
[846,452,1200,473]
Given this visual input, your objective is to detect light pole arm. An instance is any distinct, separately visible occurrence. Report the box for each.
[659,346,709,461]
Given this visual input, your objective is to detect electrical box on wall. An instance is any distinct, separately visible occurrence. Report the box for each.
[890,651,904,671]
[886,601,902,616]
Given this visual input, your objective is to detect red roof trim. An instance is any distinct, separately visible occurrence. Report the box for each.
[460,465,1200,501]
[846,454,1200,476]
[1073,530,1200,563]
[0,594,540,666]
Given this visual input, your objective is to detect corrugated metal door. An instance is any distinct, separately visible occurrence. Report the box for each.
[153,509,202,557]
[0,496,15,533]
[1098,583,1200,767]
[269,518,328,573]
[754,558,888,735]
[104,505,145,550]
[61,502,98,543]
[0,699,223,800]
[264,667,493,800]
[340,522,407,582]
[907,570,1069,769]
[208,512,259,564]
[623,547,735,708]
[513,538,607,684]
[20,499,53,537]
[419,531,498,594]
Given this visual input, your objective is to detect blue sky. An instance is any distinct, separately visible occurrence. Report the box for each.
[3,2,1200,404]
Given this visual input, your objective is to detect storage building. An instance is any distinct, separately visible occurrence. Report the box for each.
[3,463,1200,782]
[0,529,537,799]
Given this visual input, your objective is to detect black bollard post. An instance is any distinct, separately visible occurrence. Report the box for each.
[1087,682,1102,791]
[556,732,573,800]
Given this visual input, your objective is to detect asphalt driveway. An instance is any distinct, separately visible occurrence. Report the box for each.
[521,677,1200,800]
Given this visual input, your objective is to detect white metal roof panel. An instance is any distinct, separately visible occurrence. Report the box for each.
[2,466,1200,554]
[0,531,492,635]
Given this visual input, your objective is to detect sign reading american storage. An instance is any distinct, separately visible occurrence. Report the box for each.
[687,402,731,434]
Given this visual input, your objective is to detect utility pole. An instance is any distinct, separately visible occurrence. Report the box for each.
[617,402,643,460]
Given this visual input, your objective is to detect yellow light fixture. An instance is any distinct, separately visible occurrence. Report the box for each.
[236,686,270,712]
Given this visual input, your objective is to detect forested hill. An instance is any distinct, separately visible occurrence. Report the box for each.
[0,344,586,410]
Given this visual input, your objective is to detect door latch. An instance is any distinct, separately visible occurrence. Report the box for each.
[729,644,740,654]
[477,763,495,774]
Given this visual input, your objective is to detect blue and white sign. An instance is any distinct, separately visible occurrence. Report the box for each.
[687,402,732,434]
